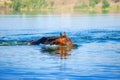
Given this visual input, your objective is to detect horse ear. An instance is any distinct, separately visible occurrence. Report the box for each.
[64,32,67,37]
[60,32,62,37]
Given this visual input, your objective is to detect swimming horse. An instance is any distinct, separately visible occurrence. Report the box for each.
[29,32,73,46]
[29,32,75,59]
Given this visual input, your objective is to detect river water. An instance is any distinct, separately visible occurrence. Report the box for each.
[0,14,120,80]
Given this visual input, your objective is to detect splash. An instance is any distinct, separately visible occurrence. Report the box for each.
[0,30,120,46]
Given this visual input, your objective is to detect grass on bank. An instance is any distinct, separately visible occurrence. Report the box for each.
[0,0,120,14]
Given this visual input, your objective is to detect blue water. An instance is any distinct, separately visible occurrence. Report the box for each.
[0,14,120,80]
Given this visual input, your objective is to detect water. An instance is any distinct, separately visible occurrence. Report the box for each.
[0,14,120,80]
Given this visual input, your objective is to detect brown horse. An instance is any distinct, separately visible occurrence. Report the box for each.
[29,32,73,46]
[51,32,73,46]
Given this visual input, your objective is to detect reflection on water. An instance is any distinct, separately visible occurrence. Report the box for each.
[41,46,73,59]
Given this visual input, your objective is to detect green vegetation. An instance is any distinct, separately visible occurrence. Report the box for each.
[74,4,88,9]
[4,1,8,6]
[10,0,47,11]
[102,0,110,9]
[89,0,100,8]
[11,0,21,11]
[0,0,120,14]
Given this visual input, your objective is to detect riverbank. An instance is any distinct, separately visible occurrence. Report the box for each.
[0,0,120,14]
[0,8,120,15]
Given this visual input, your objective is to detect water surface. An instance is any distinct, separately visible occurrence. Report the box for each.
[0,14,120,80]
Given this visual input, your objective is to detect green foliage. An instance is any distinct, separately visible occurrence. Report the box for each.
[89,0,100,8]
[74,4,88,9]
[102,0,110,9]
[4,1,8,6]
[9,4,12,8]
[2,0,119,13]
[10,0,47,11]
[12,0,21,11]
[94,0,101,4]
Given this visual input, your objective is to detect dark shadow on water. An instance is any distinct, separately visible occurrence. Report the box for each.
[41,44,78,59]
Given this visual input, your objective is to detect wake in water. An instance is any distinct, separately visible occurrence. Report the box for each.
[0,30,120,46]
